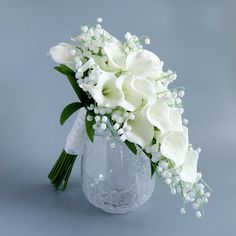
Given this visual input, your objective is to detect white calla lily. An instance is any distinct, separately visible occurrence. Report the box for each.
[49,43,78,71]
[126,49,163,78]
[103,37,126,70]
[116,75,143,111]
[125,108,154,148]
[131,77,156,102]
[83,71,124,107]
[180,150,199,184]
[169,108,183,131]
[160,130,188,167]
[146,100,171,135]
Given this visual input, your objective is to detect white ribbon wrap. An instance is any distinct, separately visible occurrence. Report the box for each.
[64,108,86,155]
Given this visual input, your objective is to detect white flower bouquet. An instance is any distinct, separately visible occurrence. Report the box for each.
[48,18,211,217]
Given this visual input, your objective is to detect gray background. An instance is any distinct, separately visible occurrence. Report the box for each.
[0,0,235,235]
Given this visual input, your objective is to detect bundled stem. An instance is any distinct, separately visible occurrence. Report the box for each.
[48,149,77,191]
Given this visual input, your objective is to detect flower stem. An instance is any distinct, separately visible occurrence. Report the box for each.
[48,149,77,191]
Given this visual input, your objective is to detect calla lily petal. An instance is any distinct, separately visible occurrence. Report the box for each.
[126,49,163,78]
[131,77,156,102]
[125,108,154,148]
[103,37,126,70]
[50,43,77,71]
[180,150,199,184]
[160,130,188,167]
[116,75,142,111]
[87,71,124,107]
[146,100,171,135]
[169,108,183,131]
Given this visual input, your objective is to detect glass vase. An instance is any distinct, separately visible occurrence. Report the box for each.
[81,134,155,214]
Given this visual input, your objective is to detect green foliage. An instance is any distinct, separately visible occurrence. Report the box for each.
[54,64,91,105]
[60,102,84,125]
[124,140,137,155]
[85,111,95,142]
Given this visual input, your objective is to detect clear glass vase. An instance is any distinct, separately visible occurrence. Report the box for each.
[81,134,156,214]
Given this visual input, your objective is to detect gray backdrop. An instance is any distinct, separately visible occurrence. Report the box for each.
[0,0,235,235]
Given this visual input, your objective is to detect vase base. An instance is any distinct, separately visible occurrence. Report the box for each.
[82,174,155,214]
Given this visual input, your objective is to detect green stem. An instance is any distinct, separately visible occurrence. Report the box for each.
[48,149,77,191]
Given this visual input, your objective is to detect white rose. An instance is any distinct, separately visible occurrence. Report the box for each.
[49,43,79,71]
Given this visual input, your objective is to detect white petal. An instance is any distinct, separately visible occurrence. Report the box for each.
[126,49,163,78]
[125,108,154,148]
[160,130,188,167]
[116,75,142,111]
[103,37,126,70]
[169,108,183,131]
[87,71,124,107]
[131,77,156,102]
[180,150,199,183]
[49,43,77,71]
[146,100,170,135]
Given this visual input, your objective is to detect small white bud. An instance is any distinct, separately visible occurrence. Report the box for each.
[81,25,88,33]
[178,90,185,97]
[197,147,202,153]
[101,116,108,123]
[97,17,103,23]
[157,166,163,173]
[100,123,107,130]
[170,188,176,195]
[95,116,101,123]
[183,118,189,125]
[117,128,124,135]
[165,178,172,185]
[192,203,199,210]
[144,37,150,45]
[124,32,132,40]
[120,135,126,142]
[113,123,120,130]
[110,143,116,148]
[86,115,93,121]
[195,211,202,218]
[205,192,211,198]
[180,208,186,214]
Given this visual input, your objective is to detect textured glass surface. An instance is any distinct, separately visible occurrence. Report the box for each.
[81,134,155,214]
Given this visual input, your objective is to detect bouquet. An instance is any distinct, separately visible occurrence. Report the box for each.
[48,17,211,217]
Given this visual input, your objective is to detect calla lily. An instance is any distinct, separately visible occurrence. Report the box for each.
[49,43,78,71]
[82,71,124,107]
[131,77,156,102]
[125,108,154,148]
[169,108,183,131]
[180,150,199,184]
[103,37,126,70]
[160,130,188,167]
[126,49,163,78]
[146,100,171,135]
[116,75,143,111]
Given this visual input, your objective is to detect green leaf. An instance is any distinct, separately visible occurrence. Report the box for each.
[124,140,137,155]
[60,102,84,125]
[85,111,95,142]
[54,64,90,105]
[151,162,157,177]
